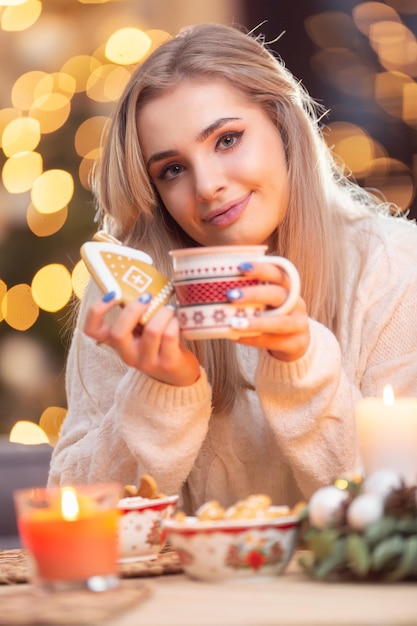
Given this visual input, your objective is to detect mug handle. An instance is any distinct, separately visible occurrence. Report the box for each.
[255,256,300,316]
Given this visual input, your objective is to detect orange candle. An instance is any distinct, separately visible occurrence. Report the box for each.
[14,484,120,584]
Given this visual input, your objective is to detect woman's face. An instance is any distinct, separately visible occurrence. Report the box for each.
[137,79,290,248]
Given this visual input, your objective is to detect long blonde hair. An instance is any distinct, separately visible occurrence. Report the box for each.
[92,22,384,413]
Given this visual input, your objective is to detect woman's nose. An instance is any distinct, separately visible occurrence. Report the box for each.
[194,161,226,202]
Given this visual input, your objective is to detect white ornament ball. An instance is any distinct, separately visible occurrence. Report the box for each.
[308,485,349,529]
[347,493,384,531]
[362,469,402,501]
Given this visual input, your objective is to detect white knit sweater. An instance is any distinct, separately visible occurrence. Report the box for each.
[48,215,417,511]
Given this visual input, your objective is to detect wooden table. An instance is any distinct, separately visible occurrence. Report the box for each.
[1,552,416,626]
[110,558,417,626]
[112,579,416,626]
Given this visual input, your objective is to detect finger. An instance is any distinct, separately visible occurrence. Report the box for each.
[230,306,306,335]
[227,283,291,309]
[237,331,310,361]
[83,294,120,341]
[109,297,151,343]
[155,315,201,385]
[158,314,182,359]
[239,261,290,287]
[229,298,307,336]
[133,306,177,365]
[231,307,310,360]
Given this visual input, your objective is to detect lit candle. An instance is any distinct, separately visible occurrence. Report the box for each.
[14,484,120,588]
[355,385,417,485]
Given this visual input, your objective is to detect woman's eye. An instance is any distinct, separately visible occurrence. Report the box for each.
[217,131,244,150]
[158,163,184,181]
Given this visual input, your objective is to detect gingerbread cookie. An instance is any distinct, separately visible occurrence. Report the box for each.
[81,231,174,324]
[122,474,165,499]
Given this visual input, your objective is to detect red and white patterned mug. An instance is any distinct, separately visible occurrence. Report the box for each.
[169,245,300,340]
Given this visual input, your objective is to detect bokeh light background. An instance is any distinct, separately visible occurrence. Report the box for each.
[0,0,416,443]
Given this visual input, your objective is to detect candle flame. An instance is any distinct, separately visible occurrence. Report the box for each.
[61,487,80,521]
[383,384,395,405]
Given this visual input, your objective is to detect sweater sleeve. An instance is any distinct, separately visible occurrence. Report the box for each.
[255,322,359,498]
[255,218,417,499]
[48,282,213,495]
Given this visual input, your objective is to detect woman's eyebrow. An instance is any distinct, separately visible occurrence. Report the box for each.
[147,149,177,169]
[146,117,242,169]
[196,117,241,143]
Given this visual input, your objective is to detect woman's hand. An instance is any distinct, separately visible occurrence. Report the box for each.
[84,294,201,386]
[227,261,310,362]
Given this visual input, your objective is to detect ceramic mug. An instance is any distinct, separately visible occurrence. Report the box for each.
[169,245,300,340]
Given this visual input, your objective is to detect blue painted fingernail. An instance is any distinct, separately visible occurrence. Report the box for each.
[239,262,254,272]
[102,291,116,303]
[227,288,243,301]
[139,292,152,304]
[230,317,250,329]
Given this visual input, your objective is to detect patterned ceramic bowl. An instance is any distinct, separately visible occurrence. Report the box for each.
[163,512,300,581]
[118,495,179,562]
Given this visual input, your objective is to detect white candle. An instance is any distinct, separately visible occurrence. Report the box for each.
[355,385,417,485]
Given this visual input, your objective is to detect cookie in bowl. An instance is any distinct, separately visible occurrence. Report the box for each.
[163,495,304,581]
[118,475,179,562]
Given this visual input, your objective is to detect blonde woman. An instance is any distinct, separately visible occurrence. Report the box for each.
[48,23,417,510]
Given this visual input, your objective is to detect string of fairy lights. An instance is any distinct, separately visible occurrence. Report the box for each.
[1,8,171,332]
[1,1,174,443]
[306,2,416,212]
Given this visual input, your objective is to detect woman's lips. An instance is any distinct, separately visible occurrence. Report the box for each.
[203,193,251,227]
